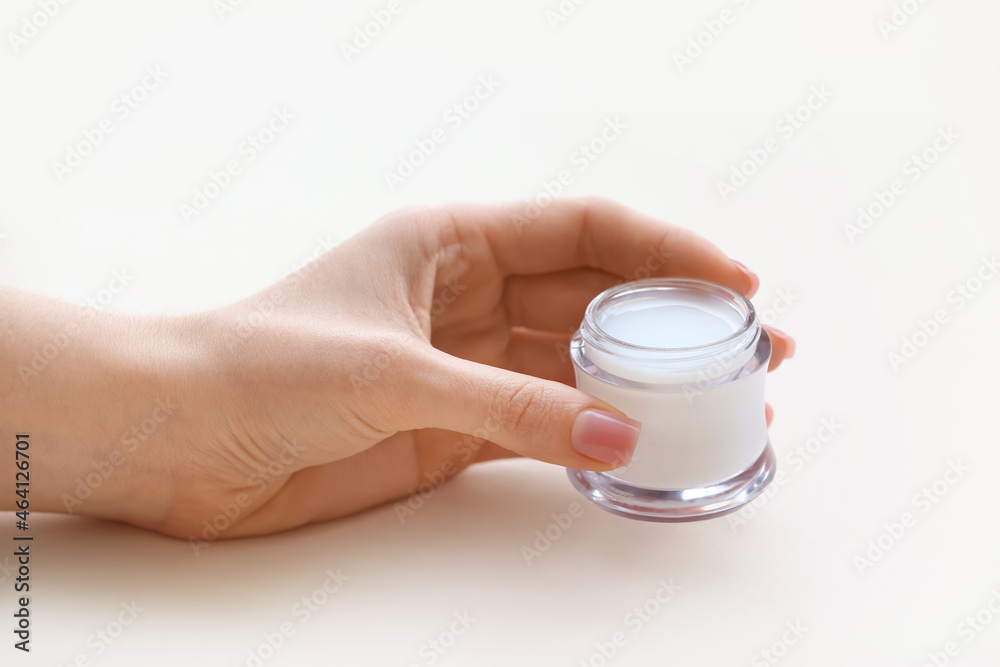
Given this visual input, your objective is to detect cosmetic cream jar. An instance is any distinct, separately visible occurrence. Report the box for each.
[568,278,775,521]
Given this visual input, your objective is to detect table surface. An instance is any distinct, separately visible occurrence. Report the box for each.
[2,1,999,665]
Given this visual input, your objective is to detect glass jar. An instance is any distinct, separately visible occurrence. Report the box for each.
[568,278,775,521]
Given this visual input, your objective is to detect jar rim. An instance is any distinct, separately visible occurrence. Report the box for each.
[582,278,757,355]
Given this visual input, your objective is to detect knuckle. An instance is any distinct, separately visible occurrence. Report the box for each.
[493,378,555,442]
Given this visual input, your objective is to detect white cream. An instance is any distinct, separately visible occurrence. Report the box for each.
[599,303,736,349]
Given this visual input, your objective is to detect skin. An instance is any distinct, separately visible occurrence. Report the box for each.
[0,197,794,540]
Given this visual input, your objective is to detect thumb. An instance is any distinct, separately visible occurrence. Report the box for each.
[398,349,641,471]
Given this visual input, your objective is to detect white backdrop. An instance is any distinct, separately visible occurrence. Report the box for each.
[2,1,999,665]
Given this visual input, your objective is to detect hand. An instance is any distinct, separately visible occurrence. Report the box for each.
[2,197,793,540]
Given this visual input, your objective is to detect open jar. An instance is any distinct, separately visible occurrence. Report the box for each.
[567,278,775,521]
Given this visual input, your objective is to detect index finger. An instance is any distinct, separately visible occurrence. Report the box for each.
[448,196,757,296]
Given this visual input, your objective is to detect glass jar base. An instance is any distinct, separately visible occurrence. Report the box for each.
[566,441,776,523]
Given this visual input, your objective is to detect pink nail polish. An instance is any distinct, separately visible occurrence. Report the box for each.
[571,409,641,467]
[732,260,760,298]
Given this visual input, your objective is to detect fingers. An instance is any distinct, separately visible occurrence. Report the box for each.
[503,268,620,332]
[393,347,640,471]
[438,197,792,367]
[501,264,760,335]
[500,265,795,373]
[732,260,760,298]
[446,197,756,295]
[764,326,796,371]
[501,329,575,385]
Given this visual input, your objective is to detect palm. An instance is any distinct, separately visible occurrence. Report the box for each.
[233,261,550,534]
[325,262,574,508]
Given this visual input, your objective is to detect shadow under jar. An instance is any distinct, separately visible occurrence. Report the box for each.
[568,278,775,522]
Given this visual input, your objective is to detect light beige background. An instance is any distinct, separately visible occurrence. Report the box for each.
[1,0,999,665]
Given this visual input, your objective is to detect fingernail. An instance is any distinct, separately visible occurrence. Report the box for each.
[571,409,641,467]
[732,260,759,298]
[767,326,796,358]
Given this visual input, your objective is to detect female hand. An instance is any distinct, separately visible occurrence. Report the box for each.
[2,197,793,541]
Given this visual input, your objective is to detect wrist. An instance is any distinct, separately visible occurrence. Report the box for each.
[2,289,219,533]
